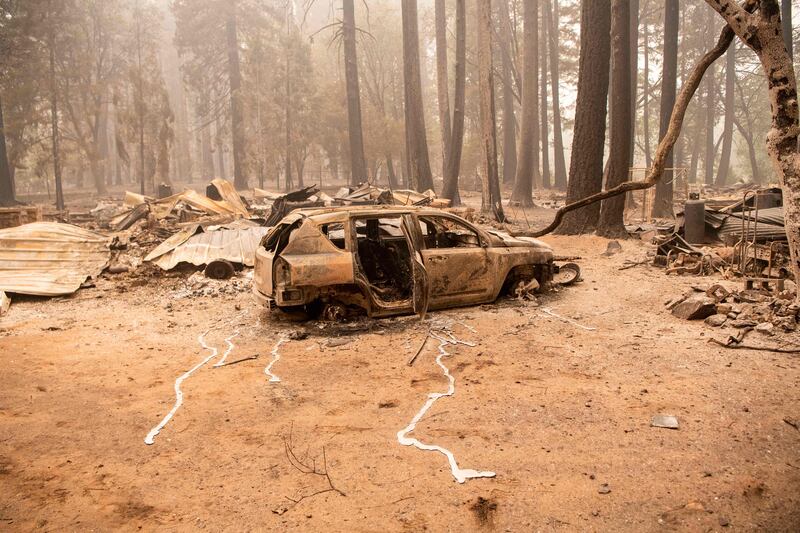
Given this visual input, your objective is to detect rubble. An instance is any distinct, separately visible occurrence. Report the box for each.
[0,290,9,317]
[670,284,798,334]
[0,222,112,296]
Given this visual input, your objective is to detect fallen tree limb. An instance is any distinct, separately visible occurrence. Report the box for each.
[512,1,756,238]
[708,338,800,354]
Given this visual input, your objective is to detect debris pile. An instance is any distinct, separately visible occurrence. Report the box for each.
[668,284,798,334]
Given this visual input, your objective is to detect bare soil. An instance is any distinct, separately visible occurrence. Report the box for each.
[1,230,799,531]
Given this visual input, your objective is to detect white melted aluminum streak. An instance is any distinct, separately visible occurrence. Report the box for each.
[540,307,597,331]
[264,337,290,383]
[397,327,496,483]
[144,319,242,446]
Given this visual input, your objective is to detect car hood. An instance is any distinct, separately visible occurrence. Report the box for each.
[486,230,553,251]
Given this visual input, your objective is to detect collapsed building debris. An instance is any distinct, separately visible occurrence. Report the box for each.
[0,222,112,296]
[0,290,9,316]
[668,284,798,333]
[144,220,269,271]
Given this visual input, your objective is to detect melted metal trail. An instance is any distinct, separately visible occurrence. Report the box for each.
[264,337,289,383]
[540,307,597,331]
[145,328,223,445]
[212,331,240,368]
[397,329,496,484]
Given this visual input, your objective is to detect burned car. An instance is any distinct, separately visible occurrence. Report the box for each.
[253,206,555,318]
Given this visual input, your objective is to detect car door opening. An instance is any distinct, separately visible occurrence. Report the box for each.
[354,217,413,303]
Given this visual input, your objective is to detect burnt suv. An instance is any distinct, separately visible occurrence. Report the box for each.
[253,206,554,318]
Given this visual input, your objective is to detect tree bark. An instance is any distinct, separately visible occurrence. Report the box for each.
[226,2,247,189]
[434,0,452,180]
[704,7,717,186]
[782,0,793,59]
[643,21,652,167]
[705,0,800,298]
[653,0,679,218]
[478,0,505,221]
[342,0,368,186]
[498,0,518,184]
[0,96,15,207]
[442,0,466,204]
[716,43,736,185]
[557,0,611,234]
[513,0,540,207]
[541,13,551,189]
[598,0,633,237]
[629,0,640,164]
[545,0,567,189]
[402,0,435,192]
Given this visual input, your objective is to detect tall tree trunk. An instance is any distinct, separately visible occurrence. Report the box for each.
[0,96,15,207]
[557,0,611,234]
[386,153,398,189]
[513,0,539,207]
[226,2,247,189]
[782,0,793,59]
[498,0,517,184]
[285,12,293,192]
[716,43,736,186]
[643,22,652,167]
[434,0,452,180]
[477,0,505,221]
[653,0,679,218]
[541,13,551,190]
[689,114,703,183]
[49,36,64,210]
[215,119,227,181]
[546,0,567,190]
[201,125,215,180]
[704,7,717,186]
[501,48,518,185]
[402,0,435,192]
[441,0,466,205]
[343,0,368,186]
[629,0,639,164]
[598,0,633,237]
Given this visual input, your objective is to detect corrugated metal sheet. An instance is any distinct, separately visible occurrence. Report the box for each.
[146,226,270,270]
[124,179,250,220]
[715,207,787,242]
[0,222,111,296]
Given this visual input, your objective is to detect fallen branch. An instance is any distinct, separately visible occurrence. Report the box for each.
[407,333,430,366]
[512,1,756,238]
[708,338,800,354]
[282,424,346,509]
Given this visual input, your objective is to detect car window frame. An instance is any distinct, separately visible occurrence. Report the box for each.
[415,213,487,250]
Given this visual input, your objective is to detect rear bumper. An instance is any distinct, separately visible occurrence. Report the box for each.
[252,286,276,309]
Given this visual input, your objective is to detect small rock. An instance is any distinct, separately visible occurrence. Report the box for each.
[716,304,732,315]
[602,241,622,256]
[684,501,705,512]
[651,415,679,429]
[327,338,351,348]
[671,295,717,320]
[719,517,730,527]
[729,319,757,328]
[704,314,727,327]
[754,322,774,335]
[598,483,611,494]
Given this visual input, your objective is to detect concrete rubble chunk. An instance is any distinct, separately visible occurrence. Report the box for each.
[704,314,728,327]
[651,415,680,429]
[671,295,717,320]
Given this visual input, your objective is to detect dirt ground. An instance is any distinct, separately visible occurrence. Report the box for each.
[1,216,800,531]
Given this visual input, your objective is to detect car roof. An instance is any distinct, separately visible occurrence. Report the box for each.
[281,205,461,225]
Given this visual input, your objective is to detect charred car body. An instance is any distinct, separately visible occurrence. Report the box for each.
[253,206,555,318]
